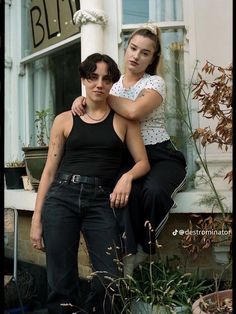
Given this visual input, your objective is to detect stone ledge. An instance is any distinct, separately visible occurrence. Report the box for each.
[4,189,232,213]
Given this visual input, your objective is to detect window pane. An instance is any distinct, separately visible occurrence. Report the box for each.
[123,0,149,24]
[122,0,183,23]
[161,29,186,154]
[150,0,183,22]
[27,42,81,145]
[50,43,81,115]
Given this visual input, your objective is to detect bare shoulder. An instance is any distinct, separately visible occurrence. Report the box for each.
[54,110,73,124]
[51,111,73,137]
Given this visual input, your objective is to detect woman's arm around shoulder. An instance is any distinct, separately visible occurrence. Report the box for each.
[108,75,166,120]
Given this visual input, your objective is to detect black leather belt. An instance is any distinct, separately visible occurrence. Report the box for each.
[57,173,114,187]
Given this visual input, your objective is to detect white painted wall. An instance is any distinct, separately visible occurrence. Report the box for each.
[193,0,232,68]
[191,0,232,190]
[193,0,232,156]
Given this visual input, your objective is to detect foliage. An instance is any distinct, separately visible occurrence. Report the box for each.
[5,160,25,168]
[191,61,232,181]
[112,256,212,313]
[181,213,232,260]
[171,61,233,259]
[34,108,54,146]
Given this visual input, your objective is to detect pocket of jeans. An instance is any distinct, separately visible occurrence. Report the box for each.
[46,179,68,198]
[96,185,113,198]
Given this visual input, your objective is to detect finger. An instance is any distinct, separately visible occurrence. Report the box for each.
[118,195,126,208]
[32,239,43,250]
[74,107,83,116]
[110,193,115,209]
[123,194,129,207]
[114,198,121,208]
[82,98,87,107]
[71,105,82,116]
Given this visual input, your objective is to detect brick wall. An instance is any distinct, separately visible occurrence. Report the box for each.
[4,209,232,281]
[4,209,92,279]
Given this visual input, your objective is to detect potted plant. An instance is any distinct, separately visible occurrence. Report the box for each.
[22,108,54,191]
[192,289,232,314]
[4,160,26,189]
[113,256,212,314]
[191,263,232,314]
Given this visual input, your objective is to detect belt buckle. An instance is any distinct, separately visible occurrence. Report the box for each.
[71,175,80,183]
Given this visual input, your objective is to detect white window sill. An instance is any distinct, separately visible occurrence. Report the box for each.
[4,189,232,213]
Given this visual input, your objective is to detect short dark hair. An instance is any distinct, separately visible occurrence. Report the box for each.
[79,53,121,83]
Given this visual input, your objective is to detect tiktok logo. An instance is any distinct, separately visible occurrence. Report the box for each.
[172,229,178,236]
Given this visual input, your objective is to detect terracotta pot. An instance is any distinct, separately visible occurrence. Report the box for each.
[192,289,232,314]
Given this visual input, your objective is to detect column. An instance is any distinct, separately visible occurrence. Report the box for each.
[73,0,108,61]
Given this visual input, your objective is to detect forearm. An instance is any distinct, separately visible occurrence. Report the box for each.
[109,89,162,120]
[124,159,150,181]
[108,95,137,120]
[32,171,54,222]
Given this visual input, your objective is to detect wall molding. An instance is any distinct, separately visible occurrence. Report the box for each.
[73,9,108,27]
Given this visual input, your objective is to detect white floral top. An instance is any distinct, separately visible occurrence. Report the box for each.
[110,73,170,145]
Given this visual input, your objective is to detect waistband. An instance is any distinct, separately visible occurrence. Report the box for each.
[56,173,115,187]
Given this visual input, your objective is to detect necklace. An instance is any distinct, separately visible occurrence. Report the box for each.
[85,108,109,122]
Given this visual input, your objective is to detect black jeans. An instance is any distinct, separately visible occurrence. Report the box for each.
[119,140,187,255]
[42,176,122,314]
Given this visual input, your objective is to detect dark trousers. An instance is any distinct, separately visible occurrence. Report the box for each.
[42,177,122,314]
[121,140,187,254]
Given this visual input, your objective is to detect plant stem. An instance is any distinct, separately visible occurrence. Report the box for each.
[168,61,226,216]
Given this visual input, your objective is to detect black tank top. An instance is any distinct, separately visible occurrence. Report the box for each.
[58,110,125,179]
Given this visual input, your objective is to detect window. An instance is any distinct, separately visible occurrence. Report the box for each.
[21,0,81,146]
[123,0,183,23]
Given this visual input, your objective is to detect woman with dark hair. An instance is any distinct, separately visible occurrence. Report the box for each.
[72,26,187,276]
[30,53,150,314]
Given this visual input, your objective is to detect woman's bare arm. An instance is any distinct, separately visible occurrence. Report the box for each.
[30,112,71,250]
[110,118,150,208]
[108,89,163,120]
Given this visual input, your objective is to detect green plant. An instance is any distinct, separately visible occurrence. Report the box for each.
[5,160,25,168]
[112,256,212,313]
[34,108,54,146]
